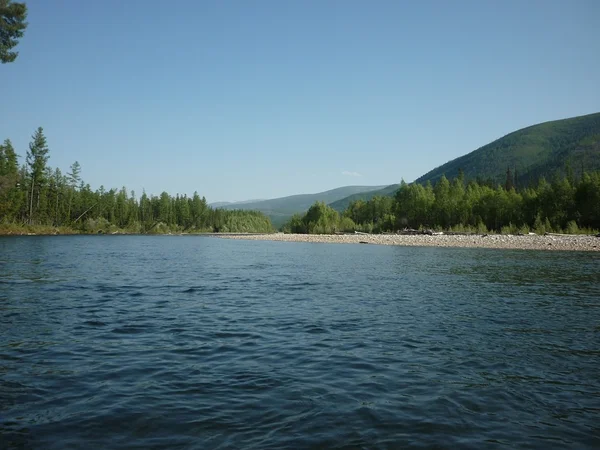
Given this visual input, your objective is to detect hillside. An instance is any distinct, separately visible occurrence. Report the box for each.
[416,112,600,185]
[329,112,600,211]
[329,184,400,212]
[216,185,386,228]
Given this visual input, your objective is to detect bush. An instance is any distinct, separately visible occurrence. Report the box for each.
[476,222,489,234]
[565,220,579,234]
[83,217,111,234]
[339,217,356,232]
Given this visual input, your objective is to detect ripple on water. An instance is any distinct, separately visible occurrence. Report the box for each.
[0,236,599,449]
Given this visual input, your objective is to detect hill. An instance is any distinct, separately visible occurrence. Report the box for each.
[329,184,400,212]
[216,185,386,228]
[416,112,600,186]
[329,112,600,211]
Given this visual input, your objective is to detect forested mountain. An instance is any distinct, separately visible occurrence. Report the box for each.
[215,185,386,228]
[328,112,600,210]
[416,112,600,186]
[285,171,600,235]
[0,128,273,234]
[328,184,400,212]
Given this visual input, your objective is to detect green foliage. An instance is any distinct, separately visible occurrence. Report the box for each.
[565,220,579,234]
[339,216,356,232]
[282,201,341,234]
[328,113,600,214]
[341,171,600,235]
[329,183,400,212]
[0,0,27,63]
[0,129,274,234]
[416,112,600,186]
[25,127,50,224]
[217,185,386,226]
[0,138,22,221]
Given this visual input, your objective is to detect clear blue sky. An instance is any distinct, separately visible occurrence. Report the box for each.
[1,0,599,202]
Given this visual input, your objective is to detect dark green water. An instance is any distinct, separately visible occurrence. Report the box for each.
[1,236,599,449]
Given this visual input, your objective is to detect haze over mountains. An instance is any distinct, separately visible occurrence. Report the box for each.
[214,112,600,227]
[210,186,386,227]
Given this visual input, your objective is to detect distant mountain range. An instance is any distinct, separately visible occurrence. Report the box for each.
[211,185,386,228]
[210,199,266,208]
[213,112,600,227]
[328,183,400,212]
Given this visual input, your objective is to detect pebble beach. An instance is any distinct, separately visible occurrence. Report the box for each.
[218,232,600,252]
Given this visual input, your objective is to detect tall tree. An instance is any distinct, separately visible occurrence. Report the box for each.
[66,161,81,221]
[0,138,22,220]
[0,0,27,64]
[26,127,49,223]
[0,138,18,176]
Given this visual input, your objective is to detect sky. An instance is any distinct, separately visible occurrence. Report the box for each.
[1,0,599,202]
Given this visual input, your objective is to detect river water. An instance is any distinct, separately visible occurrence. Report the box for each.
[1,236,599,449]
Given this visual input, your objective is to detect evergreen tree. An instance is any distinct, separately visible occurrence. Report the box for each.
[25,127,49,223]
[0,139,23,220]
[0,0,27,63]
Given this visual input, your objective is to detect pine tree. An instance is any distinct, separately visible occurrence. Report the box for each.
[66,161,81,222]
[26,127,49,223]
[0,0,28,63]
[0,139,22,220]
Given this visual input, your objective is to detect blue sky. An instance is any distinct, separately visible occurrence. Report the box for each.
[1,0,599,202]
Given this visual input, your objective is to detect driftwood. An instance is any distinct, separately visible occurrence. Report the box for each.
[396,228,443,236]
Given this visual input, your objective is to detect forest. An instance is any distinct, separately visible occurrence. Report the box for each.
[0,128,273,234]
[2,127,600,237]
[283,168,600,235]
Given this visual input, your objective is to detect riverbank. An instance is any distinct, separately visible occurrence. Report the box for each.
[0,225,273,237]
[218,232,600,251]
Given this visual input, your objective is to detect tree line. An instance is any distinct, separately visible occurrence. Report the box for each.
[283,169,600,235]
[0,128,273,233]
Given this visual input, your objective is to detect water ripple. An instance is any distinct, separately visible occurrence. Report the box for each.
[0,236,599,449]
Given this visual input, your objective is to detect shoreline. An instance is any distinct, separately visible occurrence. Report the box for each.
[217,233,600,252]
[1,230,598,251]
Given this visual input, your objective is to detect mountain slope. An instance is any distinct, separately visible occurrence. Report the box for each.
[329,184,400,212]
[216,185,386,227]
[329,112,600,211]
[416,112,600,185]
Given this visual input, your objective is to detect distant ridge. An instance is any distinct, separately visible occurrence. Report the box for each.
[215,185,386,227]
[210,199,266,208]
[329,184,400,212]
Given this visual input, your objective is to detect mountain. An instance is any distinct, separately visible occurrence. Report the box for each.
[330,112,600,211]
[329,183,401,212]
[216,185,386,228]
[416,112,600,186]
[210,199,266,208]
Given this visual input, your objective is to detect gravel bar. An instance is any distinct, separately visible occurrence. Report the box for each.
[217,233,600,252]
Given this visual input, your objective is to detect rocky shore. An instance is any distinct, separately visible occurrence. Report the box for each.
[218,232,600,252]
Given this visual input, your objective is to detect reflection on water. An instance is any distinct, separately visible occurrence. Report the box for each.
[1,236,599,449]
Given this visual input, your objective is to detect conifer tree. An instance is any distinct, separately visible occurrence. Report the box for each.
[26,127,49,223]
[0,0,28,63]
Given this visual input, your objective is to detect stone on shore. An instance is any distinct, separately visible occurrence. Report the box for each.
[217,233,600,252]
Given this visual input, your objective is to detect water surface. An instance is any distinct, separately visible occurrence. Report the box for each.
[1,236,599,449]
